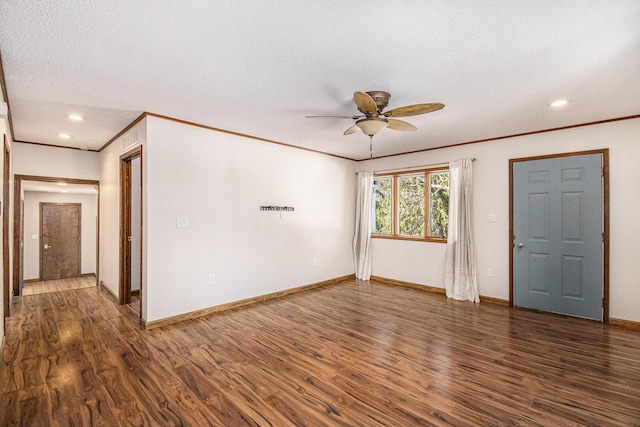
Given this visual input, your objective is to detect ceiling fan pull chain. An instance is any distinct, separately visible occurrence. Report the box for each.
[369,136,373,159]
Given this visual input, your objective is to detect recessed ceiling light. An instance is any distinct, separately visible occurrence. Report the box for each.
[60,190,69,193]
[79,146,89,151]
[550,99,569,107]
[68,114,85,121]
[57,182,67,186]
[59,133,73,139]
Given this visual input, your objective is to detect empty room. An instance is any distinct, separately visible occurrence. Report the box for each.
[1,1,639,425]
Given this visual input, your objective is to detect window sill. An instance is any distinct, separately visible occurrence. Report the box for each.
[371,234,447,244]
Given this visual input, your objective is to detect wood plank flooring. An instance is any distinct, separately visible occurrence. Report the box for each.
[21,276,96,296]
[1,279,640,426]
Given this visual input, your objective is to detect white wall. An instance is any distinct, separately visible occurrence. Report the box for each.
[13,142,99,179]
[142,116,355,322]
[23,191,97,280]
[356,118,640,322]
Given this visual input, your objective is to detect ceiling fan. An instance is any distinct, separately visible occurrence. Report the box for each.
[306,91,444,157]
[306,90,444,158]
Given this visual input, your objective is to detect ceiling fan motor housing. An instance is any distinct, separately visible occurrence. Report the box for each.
[366,91,391,113]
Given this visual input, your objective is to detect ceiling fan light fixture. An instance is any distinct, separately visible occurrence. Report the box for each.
[356,118,388,137]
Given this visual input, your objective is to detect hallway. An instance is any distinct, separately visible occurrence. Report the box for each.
[21,276,96,296]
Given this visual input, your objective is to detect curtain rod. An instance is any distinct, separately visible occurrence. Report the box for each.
[363,158,476,175]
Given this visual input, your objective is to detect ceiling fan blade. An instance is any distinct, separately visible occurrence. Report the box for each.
[387,119,417,132]
[306,115,362,119]
[343,125,359,135]
[353,92,378,115]
[384,103,445,117]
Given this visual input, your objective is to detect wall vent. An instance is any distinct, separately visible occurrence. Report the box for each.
[122,126,140,152]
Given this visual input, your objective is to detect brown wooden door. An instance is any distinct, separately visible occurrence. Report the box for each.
[40,203,81,281]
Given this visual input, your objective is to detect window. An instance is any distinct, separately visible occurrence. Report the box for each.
[372,176,393,234]
[372,168,450,241]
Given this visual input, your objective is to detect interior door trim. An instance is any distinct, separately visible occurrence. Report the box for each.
[12,175,99,297]
[119,146,142,312]
[3,136,10,319]
[508,149,609,322]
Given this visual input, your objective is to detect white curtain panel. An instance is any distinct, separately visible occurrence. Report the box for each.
[445,159,479,302]
[353,171,373,280]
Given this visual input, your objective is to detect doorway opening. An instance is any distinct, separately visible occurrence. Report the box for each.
[120,147,142,319]
[509,149,609,322]
[12,175,100,303]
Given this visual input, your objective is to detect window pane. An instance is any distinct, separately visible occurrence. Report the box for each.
[429,172,450,238]
[398,174,425,236]
[373,177,393,234]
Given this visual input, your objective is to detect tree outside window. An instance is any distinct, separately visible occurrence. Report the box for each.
[372,177,392,234]
[372,169,449,241]
[429,172,450,238]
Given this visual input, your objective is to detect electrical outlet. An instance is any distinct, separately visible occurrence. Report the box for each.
[487,213,497,223]
[487,268,494,277]
[312,258,317,267]
[177,216,189,228]
[208,274,215,285]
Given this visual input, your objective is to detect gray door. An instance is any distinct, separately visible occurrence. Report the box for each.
[513,154,603,320]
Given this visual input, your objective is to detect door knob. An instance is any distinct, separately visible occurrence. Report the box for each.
[43,244,52,249]
[516,242,524,248]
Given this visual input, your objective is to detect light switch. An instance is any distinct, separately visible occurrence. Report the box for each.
[176,217,189,228]
[487,213,497,223]
[31,234,39,240]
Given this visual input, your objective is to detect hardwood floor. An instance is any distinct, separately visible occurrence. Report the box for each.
[21,275,96,296]
[1,279,639,426]
[128,292,141,316]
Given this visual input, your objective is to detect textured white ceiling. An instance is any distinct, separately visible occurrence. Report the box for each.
[1,1,639,160]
